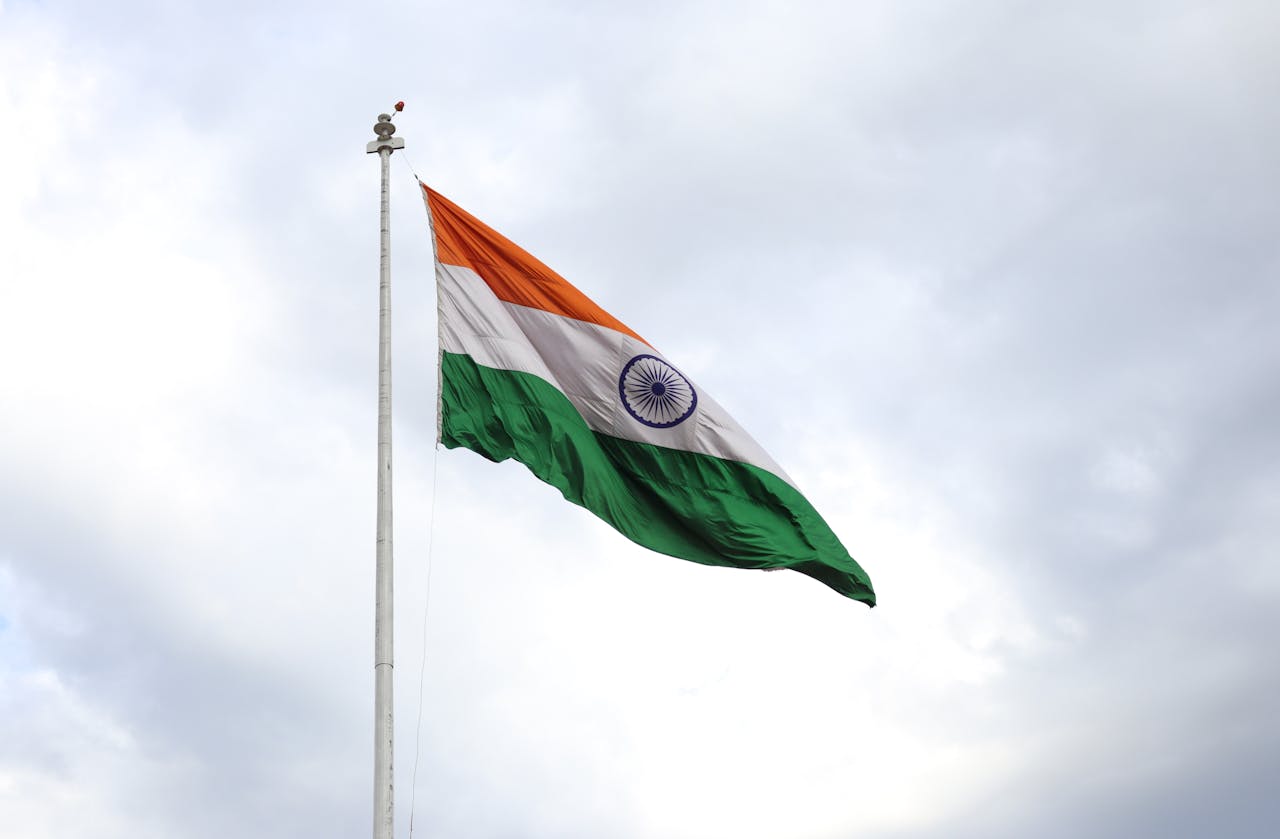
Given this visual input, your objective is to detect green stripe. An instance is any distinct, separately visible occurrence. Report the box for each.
[440,351,875,605]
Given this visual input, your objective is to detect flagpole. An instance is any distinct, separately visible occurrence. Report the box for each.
[367,109,403,839]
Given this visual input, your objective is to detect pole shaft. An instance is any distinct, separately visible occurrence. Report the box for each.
[373,142,395,839]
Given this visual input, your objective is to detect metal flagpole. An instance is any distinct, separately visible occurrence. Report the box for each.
[367,106,403,839]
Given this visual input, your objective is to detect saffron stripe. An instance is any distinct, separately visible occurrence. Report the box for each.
[425,184,649,345]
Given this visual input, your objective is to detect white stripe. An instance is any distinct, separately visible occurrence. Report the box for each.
[438,262,793,485]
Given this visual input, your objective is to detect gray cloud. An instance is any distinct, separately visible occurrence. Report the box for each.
[2,1,1277,838]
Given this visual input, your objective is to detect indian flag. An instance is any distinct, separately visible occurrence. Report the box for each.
[425,184,875,605]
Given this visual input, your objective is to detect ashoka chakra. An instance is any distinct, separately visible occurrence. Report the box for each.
[618,354,698,429]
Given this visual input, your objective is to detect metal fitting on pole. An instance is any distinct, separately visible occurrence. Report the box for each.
[368,113,406,155]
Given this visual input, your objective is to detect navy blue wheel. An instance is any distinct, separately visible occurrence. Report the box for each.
[619,354,698,428]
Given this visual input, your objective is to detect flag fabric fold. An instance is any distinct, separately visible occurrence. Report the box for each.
[424,183,875,605]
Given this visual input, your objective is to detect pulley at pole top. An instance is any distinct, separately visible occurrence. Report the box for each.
[367,101,406,154]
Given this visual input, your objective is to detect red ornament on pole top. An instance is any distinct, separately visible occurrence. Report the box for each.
[394,101,404,112]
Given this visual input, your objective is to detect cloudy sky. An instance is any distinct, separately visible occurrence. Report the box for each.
[2,1,1278,837]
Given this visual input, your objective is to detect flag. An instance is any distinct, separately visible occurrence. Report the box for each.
[425,184,875,605]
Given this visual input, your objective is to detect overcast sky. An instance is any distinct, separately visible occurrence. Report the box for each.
[2,1,1278,837]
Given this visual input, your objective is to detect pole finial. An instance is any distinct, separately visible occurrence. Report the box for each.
[367,108,405,154]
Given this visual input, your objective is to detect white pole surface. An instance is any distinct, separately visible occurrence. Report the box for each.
[367,111,403,839]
